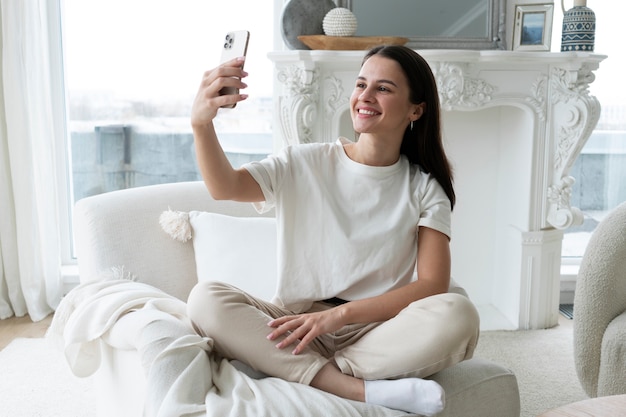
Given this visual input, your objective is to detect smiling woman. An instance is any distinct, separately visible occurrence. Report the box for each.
[187,44,476,416]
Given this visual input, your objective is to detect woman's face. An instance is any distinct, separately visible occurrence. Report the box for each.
[350,55,420,138]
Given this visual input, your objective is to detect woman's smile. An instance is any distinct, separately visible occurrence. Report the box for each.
[357,107,381,117]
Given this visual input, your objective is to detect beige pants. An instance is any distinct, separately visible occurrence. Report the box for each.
[187,281,480,386]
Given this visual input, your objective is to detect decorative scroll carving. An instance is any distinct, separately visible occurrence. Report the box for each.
[546,65,601,229]
[321,75,352,140]
[526,74,548,121]
[324,75,349,117]
[547,176,584,229]
[276,65,320,145]
[431,62,496,110]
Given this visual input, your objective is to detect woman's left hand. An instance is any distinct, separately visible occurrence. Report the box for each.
[267,308,346,355]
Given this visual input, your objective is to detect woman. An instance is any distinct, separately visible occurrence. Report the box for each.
[187,45,480,416]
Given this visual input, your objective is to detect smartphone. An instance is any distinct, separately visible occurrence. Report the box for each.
[219,30,250,108]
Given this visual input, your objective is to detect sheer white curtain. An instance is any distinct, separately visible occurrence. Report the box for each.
[0,0,64,321]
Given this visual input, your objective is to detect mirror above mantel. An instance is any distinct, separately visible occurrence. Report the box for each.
[335,0,506,50]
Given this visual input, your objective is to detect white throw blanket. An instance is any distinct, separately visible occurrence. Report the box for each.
[49,279,411,417]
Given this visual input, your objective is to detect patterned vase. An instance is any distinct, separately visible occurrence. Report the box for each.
[561,0,595,52]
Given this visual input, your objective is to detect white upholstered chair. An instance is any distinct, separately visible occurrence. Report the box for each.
[574,200,626,397]
[71,181,520,416]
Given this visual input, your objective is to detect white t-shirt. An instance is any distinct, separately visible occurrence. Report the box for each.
[243,138,451,312]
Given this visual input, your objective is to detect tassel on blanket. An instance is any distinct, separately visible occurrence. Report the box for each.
[159,209,192,242]
[109,265,137,281]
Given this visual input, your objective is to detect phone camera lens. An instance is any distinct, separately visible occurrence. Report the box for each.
[223,33,234,49]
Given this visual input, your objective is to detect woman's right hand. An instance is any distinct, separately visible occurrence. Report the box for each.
[190,57,248,128]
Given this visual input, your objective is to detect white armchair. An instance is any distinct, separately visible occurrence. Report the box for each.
[67,181,520,416]
[574,201,626,397]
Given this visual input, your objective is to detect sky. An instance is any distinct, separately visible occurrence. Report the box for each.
[63,0,275,100]
[63,1,623,106]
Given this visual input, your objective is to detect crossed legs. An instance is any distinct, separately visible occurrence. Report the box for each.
[187,281,479,415]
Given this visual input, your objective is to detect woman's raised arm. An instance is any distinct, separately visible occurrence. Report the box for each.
[190,57,264,202]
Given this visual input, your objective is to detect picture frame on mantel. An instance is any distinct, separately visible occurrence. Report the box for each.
[512,3,554,51]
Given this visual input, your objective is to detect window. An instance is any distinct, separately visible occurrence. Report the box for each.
[551,4,626,264]
[59,2,622,272]
[61,0,276,259]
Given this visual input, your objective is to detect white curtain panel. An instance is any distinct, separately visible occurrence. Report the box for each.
[0,0,64,321]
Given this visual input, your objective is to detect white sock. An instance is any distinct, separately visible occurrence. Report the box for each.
[364,378,445,416]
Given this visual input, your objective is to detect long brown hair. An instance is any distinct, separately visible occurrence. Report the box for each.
[363,46,455,209]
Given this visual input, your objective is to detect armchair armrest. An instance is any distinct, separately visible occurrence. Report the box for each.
[73,181,267,300]
[574,201,626,397]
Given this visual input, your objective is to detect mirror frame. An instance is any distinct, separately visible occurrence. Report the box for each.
[335,0,506,50]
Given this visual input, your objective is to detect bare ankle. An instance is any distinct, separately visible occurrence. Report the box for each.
[310,363,365,402]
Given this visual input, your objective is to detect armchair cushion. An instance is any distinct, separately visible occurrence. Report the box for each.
[189,211,277,301]
[598,311,626,396]
[429,358,519,417]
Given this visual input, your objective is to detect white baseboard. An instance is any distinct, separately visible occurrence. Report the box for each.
[476,304,517,331]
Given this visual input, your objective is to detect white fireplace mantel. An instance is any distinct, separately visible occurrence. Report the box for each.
[268,50,605,330]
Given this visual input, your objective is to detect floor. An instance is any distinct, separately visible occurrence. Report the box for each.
[0,314,53,351]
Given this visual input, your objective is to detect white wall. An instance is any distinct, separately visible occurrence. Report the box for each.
[444,106,533,325]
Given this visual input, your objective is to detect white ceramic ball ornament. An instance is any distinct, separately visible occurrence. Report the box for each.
[323,7,358,37]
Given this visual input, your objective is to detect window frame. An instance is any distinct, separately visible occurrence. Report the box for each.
[52,0,75,267]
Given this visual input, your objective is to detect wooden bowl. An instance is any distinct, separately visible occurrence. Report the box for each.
[297,35,409,50]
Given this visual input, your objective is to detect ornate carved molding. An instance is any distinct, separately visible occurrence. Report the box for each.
[321,75,351,140]
[526,74,548,121]
[547,176,584,229]
[546,65,601,229]
[323,75,349,117]
[276,65,320,145]
[431,62,496,110]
